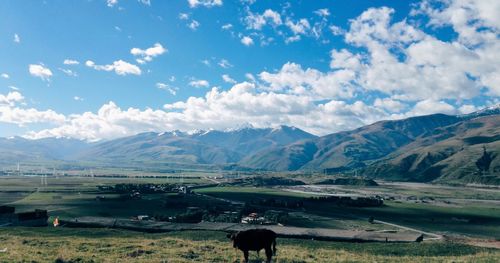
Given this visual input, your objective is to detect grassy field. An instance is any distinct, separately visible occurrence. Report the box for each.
[0,227,498,263]
[1,176,500,262]
[0,176,215,220]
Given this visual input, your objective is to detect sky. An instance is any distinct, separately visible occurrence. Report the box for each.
[0,0,499,141]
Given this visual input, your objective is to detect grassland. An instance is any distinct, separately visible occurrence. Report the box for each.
[1,175,500,262]
[0,228,499,263]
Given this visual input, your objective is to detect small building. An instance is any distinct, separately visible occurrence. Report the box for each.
[241,212,268,224]
[0,206,48,227]
[135,215,151,221]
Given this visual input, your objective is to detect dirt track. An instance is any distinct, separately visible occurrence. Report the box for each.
[60,216,424,243]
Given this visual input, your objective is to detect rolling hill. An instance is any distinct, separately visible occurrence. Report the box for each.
[76,125,316,165]
[241,106,499,184]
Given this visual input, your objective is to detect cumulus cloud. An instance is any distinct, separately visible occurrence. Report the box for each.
[189,79,210,88]
[0,91,24,106]
[241,36,254,46]
[245,9,282,30]
[314,8,330,17]
[29,64,53,81]
[25,83,388,140]
[107,0,118,7]
[222,74,236,84]
[373,98,406,113]
[0,91,65,126]
[405,99,457,116]
[285,18,311,35]
[156,82,178,95]
[259,62,356,99]
[0,73,9,79]
[73,96,84,101]
[130,43,167,64]
[188,20,200,30]
[306,4,500,104]
[218,59,233,68]
[85,60,141,76]
[188,0,222,8]
[63,59,79,65]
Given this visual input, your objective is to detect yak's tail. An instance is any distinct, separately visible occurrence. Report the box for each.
[272,237,277,256]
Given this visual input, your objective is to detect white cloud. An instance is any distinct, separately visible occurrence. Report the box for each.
[286,18,311,35]
[29,64,53,81]
[189,79,210,88]
[0,91,65,126]
[314,8,330,17]
[85,60,141,76]
[412,0,500,46]
[179,13,189,20]
[26,81,381,140]
[73,96,84,101]
[373,98,406,113]
[406,99,457,116]
[241,36,254,46]
[259,62,355,99]
[156,82,178,95]
[107,0,118,7]
[25,101,179,141]
[188,20,200,30]
[329,25,345,36]
[245,9,282,30]
[138,0,150,6]
[188,0,222,8]
[130,43,167,64]
[221,23,233,30]
[330,5,500,100]
[458,104,478,114]
[285,35,301,44]
[13,34,20,43]
[222,74,236,84]
[201,59,211,66]
[0,91,24,106]
[63,59,79,65]
[0,73,9,79]
[218,59,233,68]
[59,68,78,77]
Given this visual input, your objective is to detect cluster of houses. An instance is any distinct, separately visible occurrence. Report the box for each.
[0,206,48,227]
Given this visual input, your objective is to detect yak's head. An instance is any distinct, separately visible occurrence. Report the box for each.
[226,232,238,248]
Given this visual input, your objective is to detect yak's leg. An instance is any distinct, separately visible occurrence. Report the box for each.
[243,250,249,263]
[265,247,273,263]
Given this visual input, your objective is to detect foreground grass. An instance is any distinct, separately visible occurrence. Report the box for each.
[0,228,498,262]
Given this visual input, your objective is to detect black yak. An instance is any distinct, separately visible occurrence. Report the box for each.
[227,229,277,263]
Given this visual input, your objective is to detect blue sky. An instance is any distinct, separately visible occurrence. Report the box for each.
[0,0,499,141]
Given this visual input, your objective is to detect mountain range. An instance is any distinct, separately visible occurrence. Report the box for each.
[0,106,498,184]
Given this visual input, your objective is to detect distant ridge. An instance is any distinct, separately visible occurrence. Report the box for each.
[241,106,499,184]
[0,106,498,184]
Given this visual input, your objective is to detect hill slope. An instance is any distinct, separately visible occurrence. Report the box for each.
[241,108,499,184]
[362,115,500,184]
[77,126,316,165]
